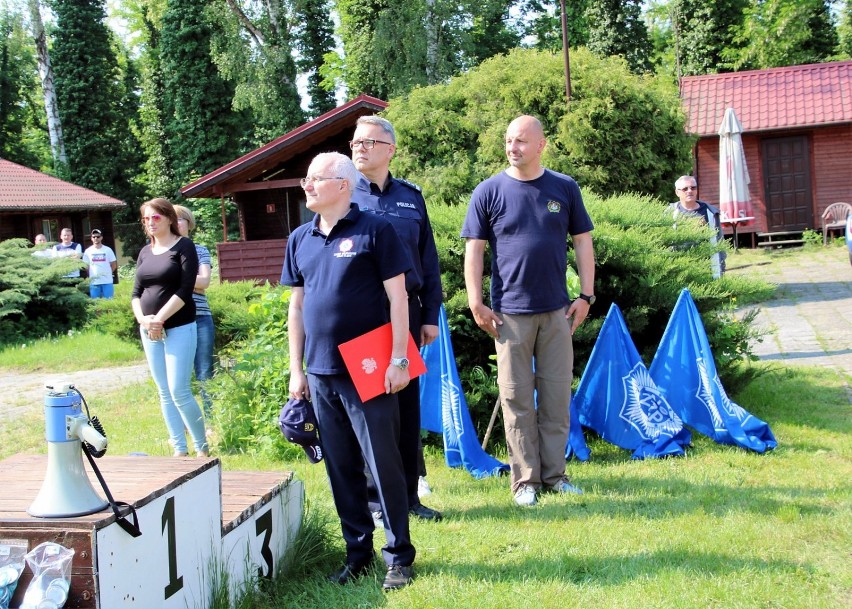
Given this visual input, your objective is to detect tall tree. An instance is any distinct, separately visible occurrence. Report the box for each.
[27,0,67,170]
[585,0,652,73]
[0,8,45,168]
[672,0,749,76]
[517,0,589,52]
[51,0,138,201]
[293,0,335,117]
[725,0,839,69]
[334,0,519,99]
[840,0,852,58]
[159,0,247,191]
[210,0,304,144]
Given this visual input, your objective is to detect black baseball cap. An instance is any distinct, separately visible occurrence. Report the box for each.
[278,398,323,463]
[91,229,103,236]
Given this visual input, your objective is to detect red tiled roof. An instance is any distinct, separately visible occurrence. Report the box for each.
[182,94,388,198]
[680,60,852,137]
[0,158,125,211]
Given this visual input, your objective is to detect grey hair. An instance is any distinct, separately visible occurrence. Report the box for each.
[355,115,396,144]
[311,152,359,191]
[675,175,697,189]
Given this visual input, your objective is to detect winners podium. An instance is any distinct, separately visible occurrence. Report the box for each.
[0,454,302,608]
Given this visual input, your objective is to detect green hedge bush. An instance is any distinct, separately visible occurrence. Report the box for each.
[0,239,89,344]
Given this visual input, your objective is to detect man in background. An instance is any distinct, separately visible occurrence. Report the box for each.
[82,229,117,298]
[669,175,726,277]
[53,227,82,278]
[350,115,443,523]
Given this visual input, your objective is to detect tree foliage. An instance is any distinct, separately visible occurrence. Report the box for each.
[208,0,304,145]
[51,0,140,201]
[585,0,652,73]
[672,0,749,76]
[0,8,46,168]
[0,239,89,344]
[385,47,693,206]
[724,0,839,70]
[293,0,336,117]
[518,0,589,51]
[159,0,248,192]
[333,0,519,99]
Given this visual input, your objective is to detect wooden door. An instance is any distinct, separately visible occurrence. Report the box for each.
[762,136,813,231]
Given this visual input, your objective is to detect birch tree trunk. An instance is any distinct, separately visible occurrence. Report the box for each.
[27,0,67,167]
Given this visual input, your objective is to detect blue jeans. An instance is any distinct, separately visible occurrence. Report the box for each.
[89,283,114,299]
[140,322,207,454]
[194,314,215,415]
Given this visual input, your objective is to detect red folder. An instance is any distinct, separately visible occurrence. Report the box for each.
[338,323,427,402]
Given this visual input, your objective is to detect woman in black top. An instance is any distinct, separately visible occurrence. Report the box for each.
[132,198,208,457]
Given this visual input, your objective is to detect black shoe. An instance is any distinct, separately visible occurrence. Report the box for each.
[409,502,443,521]
[382,564,413,590]
[328,560,373,585]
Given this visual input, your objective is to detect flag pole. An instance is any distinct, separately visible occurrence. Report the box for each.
[481,396,501,450]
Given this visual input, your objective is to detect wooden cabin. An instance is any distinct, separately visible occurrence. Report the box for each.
[180,95,388,283]
[0,159,124,253]
[680,60,852,246]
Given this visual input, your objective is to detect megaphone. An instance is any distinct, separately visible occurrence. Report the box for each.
[28,381,109,518]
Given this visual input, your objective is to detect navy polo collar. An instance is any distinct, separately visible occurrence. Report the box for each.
[310,203,361,236]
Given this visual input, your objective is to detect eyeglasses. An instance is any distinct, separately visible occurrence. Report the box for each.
[91,235,102,239]
[142,214,163,222]
[679,186,698,191]
[300,176,344,188]
[348,139,393,150]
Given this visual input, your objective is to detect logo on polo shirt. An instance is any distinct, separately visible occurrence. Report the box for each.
[547,200,561,213]
[334,238,356,258]
[396,202,416,210]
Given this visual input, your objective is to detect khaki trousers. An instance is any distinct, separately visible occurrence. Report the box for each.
[495,309,573,492]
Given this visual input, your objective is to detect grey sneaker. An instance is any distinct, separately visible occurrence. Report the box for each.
[513,484,537,506]
[546,478,584,495]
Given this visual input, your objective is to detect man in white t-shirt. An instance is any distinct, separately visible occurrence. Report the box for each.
[53,227,83,278]
[82,229,117,298]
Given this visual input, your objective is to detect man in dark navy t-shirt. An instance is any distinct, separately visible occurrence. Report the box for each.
[462,115,595,508]
[281,152,416,591]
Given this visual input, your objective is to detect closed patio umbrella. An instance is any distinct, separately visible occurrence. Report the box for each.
[718,107,753,222]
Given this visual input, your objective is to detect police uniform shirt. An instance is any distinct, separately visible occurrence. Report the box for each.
[281,204,411,375]
[351,173,442,327]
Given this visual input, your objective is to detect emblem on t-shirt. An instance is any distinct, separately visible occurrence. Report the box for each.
[361,357,378,374]
[547,200,561,213]
[335,238,356,258]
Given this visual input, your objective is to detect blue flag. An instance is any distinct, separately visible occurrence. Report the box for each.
[572,303,691,459]
[565,398,591,461]
[420,305,509,478]
[649,288,777,453]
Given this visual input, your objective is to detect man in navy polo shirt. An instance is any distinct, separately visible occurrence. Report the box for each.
[350,115,443,523]
[281,152,416,591]
[462,115,596,508]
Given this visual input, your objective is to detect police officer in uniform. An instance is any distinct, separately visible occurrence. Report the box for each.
[350,115,443,522]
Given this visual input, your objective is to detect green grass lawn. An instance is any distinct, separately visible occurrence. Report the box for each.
[0,329,143,372]
[1,359,849,609]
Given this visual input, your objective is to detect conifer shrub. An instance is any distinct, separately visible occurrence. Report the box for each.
[0,239,88,344]
[428,192,773,436]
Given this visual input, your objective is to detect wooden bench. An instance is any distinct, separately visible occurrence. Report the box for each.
[756,231,804,248]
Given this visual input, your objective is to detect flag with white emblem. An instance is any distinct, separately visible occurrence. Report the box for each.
[650,289,777,452]
[420,305,509,478]
[572,303,691,459]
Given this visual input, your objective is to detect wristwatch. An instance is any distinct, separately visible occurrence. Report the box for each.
[390,357,410,370]
[577,293,596,305]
